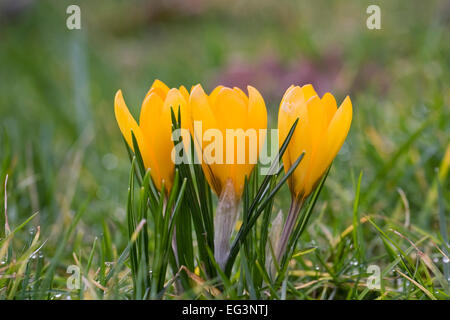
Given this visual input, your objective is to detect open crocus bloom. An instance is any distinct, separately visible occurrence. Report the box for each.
[278,84,353,200]
[189,84,268,199]
[114,79,191,192]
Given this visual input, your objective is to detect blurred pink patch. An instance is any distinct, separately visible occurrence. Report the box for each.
[213,51,343,105]
[213,50,389,107]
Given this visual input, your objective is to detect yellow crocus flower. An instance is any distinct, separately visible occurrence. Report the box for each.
[114,79,191,192]
[190,84,267,269]
[275,84,352,265]
[278,84,353,200]
[190,84,268,199]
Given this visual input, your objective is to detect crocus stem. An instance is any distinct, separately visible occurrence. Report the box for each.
[214,179,239,270]
[171,226,185,294]
[266,210,283,278]
[275,197,304,265]
[172,226,179,265]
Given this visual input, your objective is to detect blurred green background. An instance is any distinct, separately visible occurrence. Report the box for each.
[0,0,449,294]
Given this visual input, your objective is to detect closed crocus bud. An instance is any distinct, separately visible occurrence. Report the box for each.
[278,84,352,199]
[190,84,267,269]
[114,79,191,192]
[190,84,267,198]
[276,84,352,263]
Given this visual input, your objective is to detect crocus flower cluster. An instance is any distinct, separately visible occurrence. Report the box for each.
[115,79,352,269]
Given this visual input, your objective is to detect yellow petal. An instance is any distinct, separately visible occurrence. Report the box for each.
[162,88,190,129]
[281,84,295,102]
[307,96,352,195]
[278,86,304,148]
[114,90,150,169]
[324,96,352,165]
[301,96,327,196]
[305,96,326,152]
[215,88,248,194]
[140,92,163,128]
[139,92,164,185]
[233,87,249,106]
[287,98,314,197]
[208,85,224,113]
[321,92,337,126]
[155,90,190,192]
[151,79,170,96]
[278,86,306,194]
[247,85,267,156]
[230,86,267,196]
[179,85,190,103]
[214,87,247,132]
[144,79,170,101]
[190,84,222,195]
[301,84,318,101]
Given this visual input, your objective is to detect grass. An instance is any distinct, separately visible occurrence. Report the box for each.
[0,0,449,299]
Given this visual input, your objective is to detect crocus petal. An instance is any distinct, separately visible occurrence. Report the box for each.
[190,84,222,195]
[324,96,353,166]
[215,88,248,192]
[139,92,164,185]
[231,86,267,196]
[153,88,190,192]
[233,87,249,105]
[278,86,305,149]
[208,85,224,110]
[114,90,150,169]
[143,79,170,101]
[151,79,170,96]
[247,86,267,131]
[301,84,318,101]
[247,85,267,158]
[281,84,295,102]
[305,96,326,158]
[140,92,164,129]
[287,98,314,197]
[321,92,338,126]
[214,87,247,132]
[179,85,190,103]
[162,88,192,131]
[306,96,352,196]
